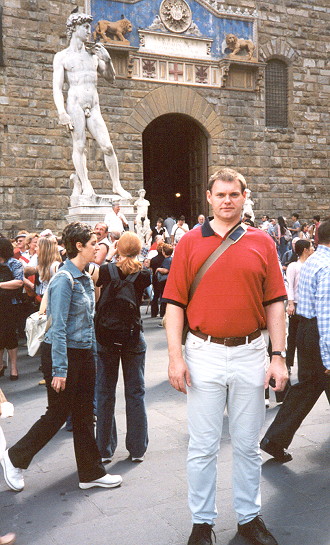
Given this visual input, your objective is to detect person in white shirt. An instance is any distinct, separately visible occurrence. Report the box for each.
[171,215,189,245]
[286,239,314,367]
[259,215,270,231]
[93,223,111,266]
[193,215,205,229]
[104,203,128,233]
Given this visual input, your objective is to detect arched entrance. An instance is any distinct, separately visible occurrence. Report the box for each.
[143,114,208,228]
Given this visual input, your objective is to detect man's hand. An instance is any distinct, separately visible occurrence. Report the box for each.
[58,112,74,131]
[265,356,288,391]
[51,376,66,393]
[94,43,111,62]
[168,356,191,394]
[286,301,295,316]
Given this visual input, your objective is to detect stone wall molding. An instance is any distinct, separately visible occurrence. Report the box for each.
[126,85,222,138]
[259,37,298,64]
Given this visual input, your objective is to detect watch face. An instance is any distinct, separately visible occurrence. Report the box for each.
[281,351,287,358]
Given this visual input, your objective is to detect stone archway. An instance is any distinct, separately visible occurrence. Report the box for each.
[127,85,222,225]
[143,113,208,226]
[127,85,222,141]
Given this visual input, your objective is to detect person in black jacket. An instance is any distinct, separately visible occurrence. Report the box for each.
[95,232,151,463]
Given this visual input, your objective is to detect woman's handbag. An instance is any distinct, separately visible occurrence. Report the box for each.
[25,269,74,357]
[25,312,49,357]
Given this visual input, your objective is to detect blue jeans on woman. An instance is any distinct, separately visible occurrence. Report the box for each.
[96,333,148,460]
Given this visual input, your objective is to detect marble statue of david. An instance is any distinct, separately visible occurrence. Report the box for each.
[53,12,131,199]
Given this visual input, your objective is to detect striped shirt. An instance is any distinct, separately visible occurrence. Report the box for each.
[297,245,330,369]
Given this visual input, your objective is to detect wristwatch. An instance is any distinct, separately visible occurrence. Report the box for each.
[271,351,286,358]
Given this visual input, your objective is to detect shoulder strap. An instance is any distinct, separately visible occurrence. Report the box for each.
[189,223,248,301]
[39,269,74,315]
[55,269,74,289]
[108,262,140,284]
[108,262,120,282]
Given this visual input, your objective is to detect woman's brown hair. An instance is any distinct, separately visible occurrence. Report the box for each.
[116,232,142,276]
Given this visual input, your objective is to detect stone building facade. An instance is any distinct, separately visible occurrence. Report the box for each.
[0,0,329,236]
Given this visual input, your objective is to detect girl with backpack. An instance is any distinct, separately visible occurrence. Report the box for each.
[95,232,151,463]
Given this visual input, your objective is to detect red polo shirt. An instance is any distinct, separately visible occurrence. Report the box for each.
[163,219,286,337]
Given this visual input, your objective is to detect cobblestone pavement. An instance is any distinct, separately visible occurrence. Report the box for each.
[0,315,329,545]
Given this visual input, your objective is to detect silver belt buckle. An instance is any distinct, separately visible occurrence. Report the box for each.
[223,337,230,346]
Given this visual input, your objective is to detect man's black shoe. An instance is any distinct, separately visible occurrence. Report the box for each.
[260,438,292,463]
[238,516,278,545]
[187,523,216,545]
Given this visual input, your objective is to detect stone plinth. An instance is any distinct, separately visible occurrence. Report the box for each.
[65,194,135,230]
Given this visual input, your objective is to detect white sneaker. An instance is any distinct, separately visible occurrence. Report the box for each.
[79,473,122,489]
[131,456,145,463]
[1,450,24,492]
[0,532,16,545]
[101,457,112,464]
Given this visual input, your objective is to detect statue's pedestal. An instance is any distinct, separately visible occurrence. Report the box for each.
[65,194,135,230]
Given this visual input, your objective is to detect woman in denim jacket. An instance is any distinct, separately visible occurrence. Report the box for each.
[1,222,122,492]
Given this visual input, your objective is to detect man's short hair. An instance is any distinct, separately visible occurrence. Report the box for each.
[95,222,108,233]
[318,217,330,245]
[295,239,311,257]
[292,212,299,219]
[162,244,174,257]
[110,231,121,240]
[179,215,185,221]
[208,168,247,194]
[66,12,93,40]
[313,215,320,222]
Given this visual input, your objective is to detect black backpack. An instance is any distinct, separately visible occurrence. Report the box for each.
[95,263,141,347]
[0,263,22,301]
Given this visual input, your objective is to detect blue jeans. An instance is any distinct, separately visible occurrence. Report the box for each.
[96,333,148,459]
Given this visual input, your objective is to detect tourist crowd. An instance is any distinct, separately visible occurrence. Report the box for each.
[0,196,328,545]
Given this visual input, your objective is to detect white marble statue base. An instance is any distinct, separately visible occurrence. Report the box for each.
[65,194,135,230]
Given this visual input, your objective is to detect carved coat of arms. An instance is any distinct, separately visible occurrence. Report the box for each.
[159,0,192,33]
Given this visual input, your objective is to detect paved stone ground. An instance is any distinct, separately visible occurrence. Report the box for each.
[0,315,329,545]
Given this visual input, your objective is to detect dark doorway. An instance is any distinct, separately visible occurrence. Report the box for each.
[143,114,208,228]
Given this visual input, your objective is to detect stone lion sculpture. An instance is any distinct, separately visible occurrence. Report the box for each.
[93,18,133,45]
[226,34,255,60]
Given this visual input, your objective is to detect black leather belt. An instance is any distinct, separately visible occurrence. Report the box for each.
[189,329,261,347]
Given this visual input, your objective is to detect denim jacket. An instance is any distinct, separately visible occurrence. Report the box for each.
[44,259,95,377]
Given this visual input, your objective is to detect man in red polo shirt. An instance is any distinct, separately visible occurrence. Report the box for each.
[163,168,288,545]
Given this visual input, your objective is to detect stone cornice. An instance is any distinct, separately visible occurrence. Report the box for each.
[195,1,258,19]
[85,1,258,18]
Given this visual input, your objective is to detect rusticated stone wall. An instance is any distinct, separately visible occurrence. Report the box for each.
[0,0,329,236]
